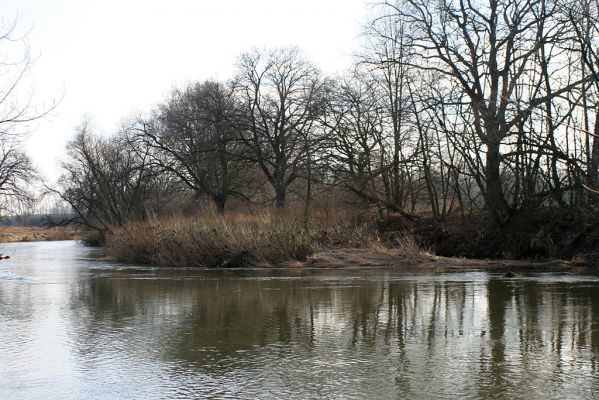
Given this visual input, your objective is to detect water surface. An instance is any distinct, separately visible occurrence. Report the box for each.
[1,241,598,399]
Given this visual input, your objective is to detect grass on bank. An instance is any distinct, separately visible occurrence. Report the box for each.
[0,226,83,243]
[106,209,425,268]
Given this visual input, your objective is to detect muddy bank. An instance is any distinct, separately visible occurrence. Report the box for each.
[101,207,597,271]
[379,208,599,268]
[298,248,585,272]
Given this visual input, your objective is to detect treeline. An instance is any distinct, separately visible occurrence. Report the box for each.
[55,0,599,236]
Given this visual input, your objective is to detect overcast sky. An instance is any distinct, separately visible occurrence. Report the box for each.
[3,0,371,182]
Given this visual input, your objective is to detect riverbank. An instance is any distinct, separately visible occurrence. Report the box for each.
[300,248,585,272]
[105,209,596,271]
[106,211,379,268]
[0,226,83,243]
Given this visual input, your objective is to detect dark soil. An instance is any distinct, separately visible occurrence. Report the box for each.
[379,207,599,267]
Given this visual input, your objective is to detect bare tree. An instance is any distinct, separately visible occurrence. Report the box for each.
[235,47,324,209]
[0,17,55,212]
[321,71,388,210]
[55,120,161,235]
[362,12,415,211]
[382,0,588,221]
[0,141,36,211]
[137,80,249,213]
[566,0,599,199]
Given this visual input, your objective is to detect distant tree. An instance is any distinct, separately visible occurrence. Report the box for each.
[0,141,36,212]
[321,71,388,209]
[136,80,248,213]
[0,17,54,212]
[235,47,324,209]
[362,13,415,211]
[55,120,160,234]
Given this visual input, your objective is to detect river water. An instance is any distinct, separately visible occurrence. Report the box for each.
[0,241,598,399]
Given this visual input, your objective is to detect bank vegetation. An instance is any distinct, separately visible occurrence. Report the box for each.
[48,0,599,267]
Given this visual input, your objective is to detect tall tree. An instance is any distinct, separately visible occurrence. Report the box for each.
[137,80,248,213]
[0,17,54,211]
[321,71,388,209]
[235,47,324,209]
[362,13,415,210]
[383,0,587,221]
[567,0,599,198]
[56,121,160,234]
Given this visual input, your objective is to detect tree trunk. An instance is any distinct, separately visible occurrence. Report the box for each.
[303,149,312,229]
[485,142,508,222]
[213,196,226,214]
[587,105,599,200]
[275,187,286,209]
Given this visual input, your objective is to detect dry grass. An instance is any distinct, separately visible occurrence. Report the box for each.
[106,208,424,268]
[106,211,313,267]
[0,226,83,243]
[391,231,432,256]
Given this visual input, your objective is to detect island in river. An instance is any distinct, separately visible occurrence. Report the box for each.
[0,226,588,274]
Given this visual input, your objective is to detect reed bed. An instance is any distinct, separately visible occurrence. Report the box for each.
[105,208,412,267]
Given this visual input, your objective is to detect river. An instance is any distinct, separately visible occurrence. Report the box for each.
[0,241,598,399]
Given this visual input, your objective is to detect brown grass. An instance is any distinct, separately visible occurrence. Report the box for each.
[106,208,422,268]
[0,226,83,243]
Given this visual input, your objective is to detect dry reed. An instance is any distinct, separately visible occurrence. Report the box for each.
[106,208,423,267]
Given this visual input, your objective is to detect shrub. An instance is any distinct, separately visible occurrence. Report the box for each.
[106,208,427,268]
[106,211,314,267]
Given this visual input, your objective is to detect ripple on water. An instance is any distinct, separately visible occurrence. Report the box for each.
[0,271,30,281]
[0,241,599,399]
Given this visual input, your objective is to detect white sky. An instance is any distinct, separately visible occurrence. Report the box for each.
[3,0,371,183]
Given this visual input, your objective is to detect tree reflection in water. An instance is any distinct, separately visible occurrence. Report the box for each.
[0,242,597,399]
[62,270,599,399]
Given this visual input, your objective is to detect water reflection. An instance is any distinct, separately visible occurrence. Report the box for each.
[0,242,598,399]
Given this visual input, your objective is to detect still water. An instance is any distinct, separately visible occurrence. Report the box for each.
[1,241,598,399]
